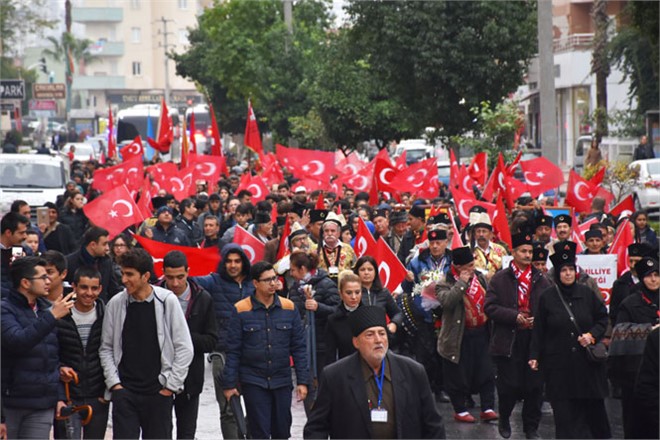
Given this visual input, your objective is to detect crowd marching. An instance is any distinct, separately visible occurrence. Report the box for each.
[1,143,658,440]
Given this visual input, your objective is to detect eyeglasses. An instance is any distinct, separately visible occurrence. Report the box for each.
[28,275,50,281]
[258,276,279,284]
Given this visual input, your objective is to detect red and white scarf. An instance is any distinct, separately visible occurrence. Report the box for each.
[452,266,487,328]
[511,261,532,313]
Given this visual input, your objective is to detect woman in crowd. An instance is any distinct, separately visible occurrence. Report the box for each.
[353,255,402,335]
[109,233,132,287]
[58,190,88,247]
[631,210,658,250]
[324,271,362,366]
[610,257,659,438]
[529,241,611,439]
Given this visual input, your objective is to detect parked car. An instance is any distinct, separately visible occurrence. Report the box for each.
[437,160,451,187]
[629,158,660,212]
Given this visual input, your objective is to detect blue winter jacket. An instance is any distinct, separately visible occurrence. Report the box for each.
[193,244,255,352]
[223,294,309,390]
[1,289,64,409]
[401,248,452,293]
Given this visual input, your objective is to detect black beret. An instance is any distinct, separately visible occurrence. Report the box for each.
[628,243,653,258]
[512,232,534,249]
[635,257,659,280]
[585,229,603,240]
[253,212,272,225]
[292,201,307,218]
[409,204,426,219]
[428,212,450,225]
[389,211,408,225]
[452,246,474,266]
[535,215,554,229]
[553,214,572,227]
[428,229,447,241]
[550,241,577,270]
[349,305,388,337]
[310,209,328,223]
[532,246,549,262]
[373,209,388,220]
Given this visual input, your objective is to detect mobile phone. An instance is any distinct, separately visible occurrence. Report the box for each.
[11,246,23,259]
[37,207,49,226]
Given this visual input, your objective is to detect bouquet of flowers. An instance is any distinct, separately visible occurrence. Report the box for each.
[411,269,445,312]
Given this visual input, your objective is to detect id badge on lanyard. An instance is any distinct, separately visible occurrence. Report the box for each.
[370,358,388,423]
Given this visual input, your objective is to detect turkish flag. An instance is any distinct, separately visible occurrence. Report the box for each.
[594,186,615,211]
[92,156,143,193]
[337,166,373,192]
[503,174,528,210]
[391,158,438,199]
[482,153,507,202]
[610,194,635,219]
[374,156,399,194]
[492,196,512,249]
[147,98,173,154]
[275,145,335,183]
[234,226,266,264]
[83,185,145,239]
[467,152,488,186]
[234,174,269,203]
[208,103,223,157]
[134,234,221,277]
[506,150,523,175]
[189,153,227,184]
[276,217,291,261]
[608,219,634,276]
[137,177,155,219]
[354,217,378,258]
[107,106,117,160]
[120,136,144,162]
[450,185,496,225]
[447,208,465,249]
[588,166,606,187]
[519,157,564,197]
[336,152,368,176]
[565,170,596,214]
[244,101,264,158]
[375,238,407,292]
[146,162,178,194]
[262,161,284,187]
[449,148,461,189]
[394,151,407,171]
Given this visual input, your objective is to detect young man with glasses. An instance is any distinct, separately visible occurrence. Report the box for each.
[223,261,309,439]
[1,257,75,439]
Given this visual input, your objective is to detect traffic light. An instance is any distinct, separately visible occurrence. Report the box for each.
[40,57,48,74]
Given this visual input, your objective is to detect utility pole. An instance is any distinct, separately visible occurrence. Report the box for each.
[158,17,174,107]
[537,0,558,165]
[283,0,293,52]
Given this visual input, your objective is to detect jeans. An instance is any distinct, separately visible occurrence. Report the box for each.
[211,352,238,439]
[241,383,292,440]
[5,407,54,440]
[173,393,200,440]
[111,388,173,439]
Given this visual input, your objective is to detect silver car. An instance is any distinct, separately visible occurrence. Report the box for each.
[629,158,660,212]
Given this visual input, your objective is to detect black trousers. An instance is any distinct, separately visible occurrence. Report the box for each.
[498,390,543,434]
[112,388,174,439]
[174,393,200,440]
[551,398,612,439]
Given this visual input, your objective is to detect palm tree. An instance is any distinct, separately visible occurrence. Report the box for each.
[42,32,96,76]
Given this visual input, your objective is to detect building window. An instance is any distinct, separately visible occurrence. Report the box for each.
[131,27,141,43]
[132,62,141,76]
[178,29,188,45]
[130,0,140,9]
[178,0,187,9]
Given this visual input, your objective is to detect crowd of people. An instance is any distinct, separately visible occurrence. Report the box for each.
[1,150,659,440]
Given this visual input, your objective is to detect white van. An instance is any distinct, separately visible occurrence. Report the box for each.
[0,154,70,217]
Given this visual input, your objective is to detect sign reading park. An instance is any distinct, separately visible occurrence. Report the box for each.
[0,80,25,100]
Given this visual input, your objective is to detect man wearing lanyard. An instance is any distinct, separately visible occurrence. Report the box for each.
[304,306,446,439]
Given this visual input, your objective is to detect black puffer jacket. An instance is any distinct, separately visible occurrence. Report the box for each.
[58,208,88,248]
[288,269,340,354]
[156,278,218,395]
[56,300,106,399]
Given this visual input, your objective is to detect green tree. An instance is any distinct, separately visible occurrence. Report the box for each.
[609,1,659,115]
[171,0,331,144]
[42,33,96,72]
[0,0,56,56]
[344,0,537,138]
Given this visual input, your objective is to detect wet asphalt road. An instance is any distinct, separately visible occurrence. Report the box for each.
[190,362,624,439]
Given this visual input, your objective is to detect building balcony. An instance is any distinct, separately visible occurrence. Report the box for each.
[72,7,123,23]
[88,41,124,57]
[72,75,125,90]
[553,33,594,53]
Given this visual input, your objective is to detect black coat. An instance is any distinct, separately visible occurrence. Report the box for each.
[609,271,637,324]
[156,279,218,395]
[289,269,340,354]
[324,304,359,367]
[396,230,416,265]
[485,266,550,357]
[530,282,609,401]
[56,300,106,399]
[631,327,659,440]
[58,208,88,247]
[43,223,76,255]
[65,247,121,303]
[361,286,403,327]
[303,351,446,439]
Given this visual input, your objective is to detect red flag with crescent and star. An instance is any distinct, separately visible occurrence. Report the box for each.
[565,170,597,214]
[233,226,266,264]
[375,238,407,292]
[107,106,117,160]
[134,234,221,278]
[83,185,145,239]
[354,217,377,258]
[244,100,264,158]
[120,136,144,162]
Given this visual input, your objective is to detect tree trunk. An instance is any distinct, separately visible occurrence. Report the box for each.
[591,0,610,143]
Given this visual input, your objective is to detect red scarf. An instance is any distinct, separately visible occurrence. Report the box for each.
[452,266,487,328]
[511,261,532,313]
